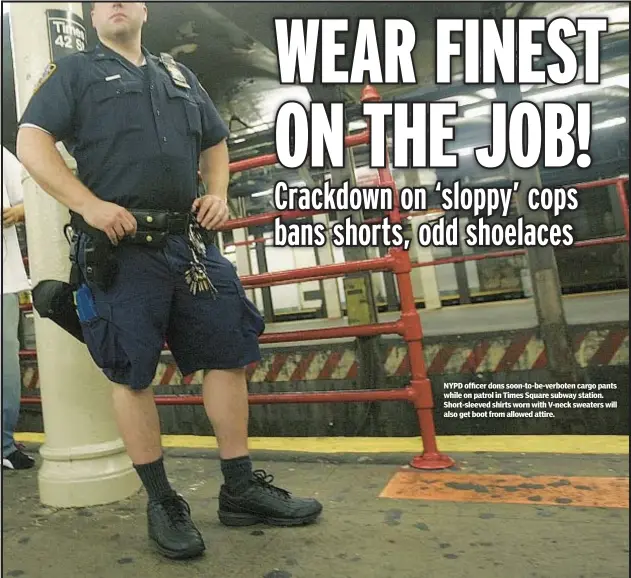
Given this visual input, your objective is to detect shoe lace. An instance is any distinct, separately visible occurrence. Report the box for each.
[161,494,191,527]
[251,469,291,499]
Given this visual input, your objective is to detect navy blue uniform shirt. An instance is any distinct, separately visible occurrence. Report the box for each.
[19,43,230,212]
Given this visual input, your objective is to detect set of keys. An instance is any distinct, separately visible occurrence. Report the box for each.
[184,223,218,297]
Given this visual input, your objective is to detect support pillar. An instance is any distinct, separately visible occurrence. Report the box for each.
[10,2,140,507]
[402,169,441,310]
[312,213,343,319]
[445,210,471,305]
[308,82,385,412]
[232,227,256,302]
[253,226,274,322]
[409,216,441,310]
[494,82,577,381]
[487,3,577,381]
[377,243,400,311]
[607,183,629,284]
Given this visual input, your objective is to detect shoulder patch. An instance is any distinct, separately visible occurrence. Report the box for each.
[158,52,190,89]
[33,63,57,95]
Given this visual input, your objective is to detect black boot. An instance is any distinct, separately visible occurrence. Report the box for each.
[147,493,205,559]
[218,469,323,527]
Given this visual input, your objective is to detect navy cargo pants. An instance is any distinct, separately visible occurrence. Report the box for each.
[76,233,265,389]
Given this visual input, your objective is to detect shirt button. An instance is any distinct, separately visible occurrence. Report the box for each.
[150,83,154,90]
[156,109,160,116]
[163,137,167,142]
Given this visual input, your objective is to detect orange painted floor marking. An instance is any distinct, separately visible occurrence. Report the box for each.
[379,472,629,509]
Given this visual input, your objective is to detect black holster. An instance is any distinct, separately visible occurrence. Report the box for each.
[30,214,118,344]
[69,212,119,292]
[31,280,85,343]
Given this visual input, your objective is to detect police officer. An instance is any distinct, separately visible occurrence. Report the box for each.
[17,2,322,561]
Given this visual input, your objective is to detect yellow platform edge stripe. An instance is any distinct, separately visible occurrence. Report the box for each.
[14,433,629,455]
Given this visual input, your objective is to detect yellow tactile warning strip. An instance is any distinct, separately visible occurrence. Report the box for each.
[379,472,630,509]
[14,434,630,455]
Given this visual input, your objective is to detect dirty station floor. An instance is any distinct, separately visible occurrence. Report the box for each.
[2,447,629,578]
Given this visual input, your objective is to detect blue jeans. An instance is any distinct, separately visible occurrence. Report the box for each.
[3,293,22,457]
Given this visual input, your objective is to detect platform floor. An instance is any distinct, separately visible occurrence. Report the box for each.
[261,291,629,345]
[3,441,628,578]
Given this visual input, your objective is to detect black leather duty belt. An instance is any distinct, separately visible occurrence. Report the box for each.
[129,210,193,246]
[70,210,216,248]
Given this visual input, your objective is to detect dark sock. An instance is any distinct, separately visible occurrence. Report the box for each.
[221,455,253,494]
[134,457,176,502]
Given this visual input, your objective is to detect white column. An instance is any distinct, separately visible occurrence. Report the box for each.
[232,227,256,302]
[405,170,441,310]
[9,2,140,507]
[408,216,440,309]
[312,214,342,318]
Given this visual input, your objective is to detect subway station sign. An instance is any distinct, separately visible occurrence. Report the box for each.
[46,9,87,60]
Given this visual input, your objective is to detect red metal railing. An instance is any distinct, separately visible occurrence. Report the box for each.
[229,131,371,173]
[18,85,455,470]
[221,210,444,249]
[17,175,628,313]
[410,175,629,269]
[16,85,629,468]
[412,236,629,269]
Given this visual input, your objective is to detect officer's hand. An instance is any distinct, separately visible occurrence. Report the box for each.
[82,199,137,245]
[192,195,229,230]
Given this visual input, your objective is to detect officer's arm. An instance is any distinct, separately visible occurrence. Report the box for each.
[17,129,98,216]
[199,140,229,201]
[16,58,99,216]
[191,74,231,200]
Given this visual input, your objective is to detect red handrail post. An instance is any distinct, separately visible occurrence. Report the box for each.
[360,85,454,470]
[615,177,630,239]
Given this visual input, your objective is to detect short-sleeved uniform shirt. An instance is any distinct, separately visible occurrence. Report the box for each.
[19,43,230,212]
[16,43,266,390]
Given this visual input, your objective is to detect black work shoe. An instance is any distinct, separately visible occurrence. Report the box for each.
[147,493,205,559]
[2,449,35,470]
[218,469,323,527]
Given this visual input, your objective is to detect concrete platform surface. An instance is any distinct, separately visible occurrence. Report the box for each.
[2,449,629,578]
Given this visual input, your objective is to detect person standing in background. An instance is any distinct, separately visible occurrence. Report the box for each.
[2,145,35,470]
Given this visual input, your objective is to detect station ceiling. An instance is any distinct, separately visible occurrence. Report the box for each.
[2,2,484,145]
[2,1,629,194]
